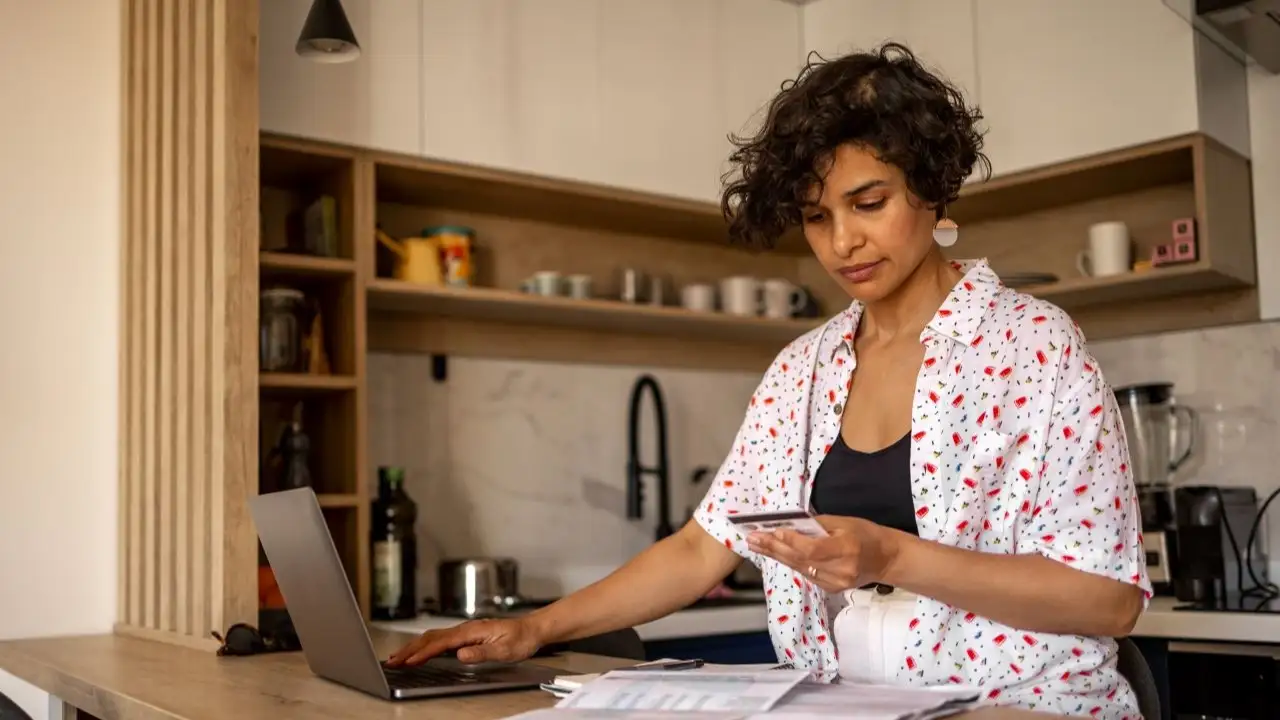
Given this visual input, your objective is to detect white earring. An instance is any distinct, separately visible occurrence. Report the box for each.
[933,216,959,247]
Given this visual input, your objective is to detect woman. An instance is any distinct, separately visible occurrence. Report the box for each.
[388,43,1150,719]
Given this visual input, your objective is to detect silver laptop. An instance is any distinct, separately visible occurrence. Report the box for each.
[250,487,560,700]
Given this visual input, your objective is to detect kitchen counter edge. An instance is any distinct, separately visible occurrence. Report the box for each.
[379,598,1280,646]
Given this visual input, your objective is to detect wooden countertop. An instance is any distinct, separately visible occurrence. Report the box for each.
[0,629,1068,720]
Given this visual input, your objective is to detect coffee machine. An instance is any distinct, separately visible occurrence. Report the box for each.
[1172,485,1267,605]
[1113,382,1198,596]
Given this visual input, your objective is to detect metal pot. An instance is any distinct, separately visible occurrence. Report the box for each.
[437,557,523,617]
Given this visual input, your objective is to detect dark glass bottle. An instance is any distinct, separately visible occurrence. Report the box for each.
[276,419,312,490]
[371,466,418,620]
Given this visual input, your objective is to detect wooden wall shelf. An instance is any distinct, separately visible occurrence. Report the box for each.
[1015,263,1249,308]
[316,494,361,509]
[260,252,355,278]
[361,127,1259,353]
[259,372,358,394]
[366,280,819,345]
[938,132,1258,338]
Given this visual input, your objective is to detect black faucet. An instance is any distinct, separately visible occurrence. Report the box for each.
[626,374,674,542]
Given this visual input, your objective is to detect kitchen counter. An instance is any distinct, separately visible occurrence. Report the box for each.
[1133,596,1280,644]
[0,630,1068,720]
[380,597,1280,647]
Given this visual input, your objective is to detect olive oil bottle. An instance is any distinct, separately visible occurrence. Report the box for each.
[371,466,418,620]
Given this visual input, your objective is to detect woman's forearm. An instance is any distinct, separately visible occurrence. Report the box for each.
[881,530,1144,637]
[524,521,740,646]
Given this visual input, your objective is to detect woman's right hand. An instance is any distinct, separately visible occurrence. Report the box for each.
[384,617,543,667]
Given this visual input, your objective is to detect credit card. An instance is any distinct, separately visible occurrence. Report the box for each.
[727,509,829,537]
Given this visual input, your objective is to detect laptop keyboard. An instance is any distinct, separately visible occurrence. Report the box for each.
[380,662,488,688]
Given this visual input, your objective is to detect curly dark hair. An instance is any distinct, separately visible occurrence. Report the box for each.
[721,42,990,249]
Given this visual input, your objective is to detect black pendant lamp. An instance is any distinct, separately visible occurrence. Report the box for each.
[296,0,361,63]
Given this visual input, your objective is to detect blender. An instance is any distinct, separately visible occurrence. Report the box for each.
[1113,382,1198,595]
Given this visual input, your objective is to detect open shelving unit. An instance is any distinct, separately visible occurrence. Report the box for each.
[365,143,827,372]
[257,135,370,619]
[359,129,1258,355]
[947,132,1258,336]
[253,128,1257,623]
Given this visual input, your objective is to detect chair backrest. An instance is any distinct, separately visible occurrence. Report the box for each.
[1117,636,1160,720]
[567,627,646,661]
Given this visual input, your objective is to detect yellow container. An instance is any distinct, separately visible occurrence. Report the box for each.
[376,229,443,285]
[427,226,475,287]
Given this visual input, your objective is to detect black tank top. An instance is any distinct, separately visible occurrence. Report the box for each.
[810,432,918,536]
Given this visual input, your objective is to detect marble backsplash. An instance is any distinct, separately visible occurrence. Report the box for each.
[369,317,1280,602]
[1088,319,1280,575]
[367,354,759,601]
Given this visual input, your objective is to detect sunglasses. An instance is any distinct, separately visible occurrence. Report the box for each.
[211,622,301,657]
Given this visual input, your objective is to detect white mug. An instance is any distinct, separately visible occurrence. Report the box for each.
[762,279,805,320]
[1078,222,1132,277]
[720,276,761,316]
[565,274,592,299]
[531,271,562,296]
[680,283,716,312]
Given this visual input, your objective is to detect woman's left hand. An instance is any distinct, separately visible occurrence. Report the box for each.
[745,515,903,593]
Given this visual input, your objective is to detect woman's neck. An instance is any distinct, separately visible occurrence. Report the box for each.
[859,249,962,344]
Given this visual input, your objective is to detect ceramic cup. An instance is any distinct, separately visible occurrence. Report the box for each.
[720,276,761,316]
[531,271,562,297]
[762,278,806,319]
[565,274,592,299]
[680,283,716,312]
[1078,221,1131,277]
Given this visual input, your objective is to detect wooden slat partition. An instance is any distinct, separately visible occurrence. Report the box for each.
[117,0,260,650]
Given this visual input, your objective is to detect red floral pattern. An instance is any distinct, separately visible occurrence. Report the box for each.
[694,259,1150,719]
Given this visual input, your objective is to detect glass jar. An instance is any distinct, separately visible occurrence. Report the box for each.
[260,287,306,372]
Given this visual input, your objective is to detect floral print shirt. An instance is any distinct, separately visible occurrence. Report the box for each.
[694,259,1151,719]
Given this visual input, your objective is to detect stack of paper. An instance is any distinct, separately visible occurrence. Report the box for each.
[540,662,790,699]
[552,666,810,713]
[760,684,983,720]
[515,666,982,720]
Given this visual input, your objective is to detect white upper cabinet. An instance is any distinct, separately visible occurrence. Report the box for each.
[419,0,799,203]
[801,0,979,108]
[507,0,604,186]
[595,0,802,203]
[262,0,801,202]
[259,0,422,156]
[974,0,1249,177]
[595,0,723,201]
[717,0,808,192]
[258,0,1250,199]
[418,0,519,171]
[796,1,1250,179]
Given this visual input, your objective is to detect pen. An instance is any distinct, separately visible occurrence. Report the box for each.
[618,659,705,671]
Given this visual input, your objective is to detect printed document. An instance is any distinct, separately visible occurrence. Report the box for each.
[511,674,982,720]
[553,668,810,713]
